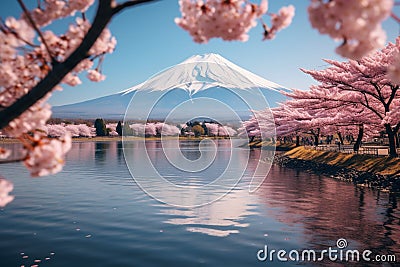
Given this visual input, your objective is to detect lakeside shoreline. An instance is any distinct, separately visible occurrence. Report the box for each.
[3,137,399,192]
[0,135,234,144]
[273,146,400,193]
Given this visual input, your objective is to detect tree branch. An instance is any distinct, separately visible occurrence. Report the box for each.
[0,0,155,130]
[112,0,158,15]
[386,85,399,109]
[17,0,57,64]
[391,12,400,23]
[0,156,26,164]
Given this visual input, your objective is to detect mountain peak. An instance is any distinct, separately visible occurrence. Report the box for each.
[53,53,290,119]
[180,53,227,64]
[122,53,289,95]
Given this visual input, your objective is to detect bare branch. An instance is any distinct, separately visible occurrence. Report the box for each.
[17,0,57,64]
[0,157,26,164]
[112,0,158,15]
[391,12,400,23]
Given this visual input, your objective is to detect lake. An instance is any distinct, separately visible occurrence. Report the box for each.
[0,140,399,266]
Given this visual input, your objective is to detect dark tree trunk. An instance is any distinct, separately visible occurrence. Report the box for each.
[311,128,320,146]
[296,135,300,147]
[353,124,363,152]
[385,124,398,157]
[313,135,319,146]
[337,132,344,145]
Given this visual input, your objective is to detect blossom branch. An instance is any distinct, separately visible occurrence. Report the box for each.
[0,0,154,131]
[17,0,56,63]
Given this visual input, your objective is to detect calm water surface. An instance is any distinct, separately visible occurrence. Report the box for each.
[0,140,399,266]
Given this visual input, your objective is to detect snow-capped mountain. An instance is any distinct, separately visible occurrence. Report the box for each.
[52,53,291,121]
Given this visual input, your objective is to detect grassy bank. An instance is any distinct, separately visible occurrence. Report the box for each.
[248,140,296,151]
[284,146,400,177]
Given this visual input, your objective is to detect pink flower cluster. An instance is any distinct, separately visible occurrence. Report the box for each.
[205,123,237,136]
[0,147,11,159]
[0,178,14,208]
[175,0,268,43]
[44,16,115,85]
[29,0,95,27]
[263,5,295,40]
[24,133,72,177]
[387,38,400,84]
[0,0,116,186]
[238,110,274,139]
[308,0,393,59]
[127,123,180,136]
[44,124,95,137]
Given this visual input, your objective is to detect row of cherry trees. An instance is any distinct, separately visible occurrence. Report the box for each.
[242,38,400,156]
[0,0,399,207]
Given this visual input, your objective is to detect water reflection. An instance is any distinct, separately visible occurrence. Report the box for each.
[123,139,251,207]
[160,188,256,237]
[156,147,271,237]
[0,141,399,267]
[117,141,123,163]
[255,161,400,257]
[94,142,110,163]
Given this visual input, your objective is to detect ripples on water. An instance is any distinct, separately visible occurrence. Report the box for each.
[0,140,398,266]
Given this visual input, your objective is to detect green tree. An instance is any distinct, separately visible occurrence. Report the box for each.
[123,122,133,136]
[94,118,107,136]
[192,125,205,137]
[116,121,123,136]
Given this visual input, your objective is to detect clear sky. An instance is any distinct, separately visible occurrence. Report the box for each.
[0,1,399,106]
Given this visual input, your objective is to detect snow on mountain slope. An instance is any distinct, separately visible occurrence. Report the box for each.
[122,53,286,95]
[53,53,290,120]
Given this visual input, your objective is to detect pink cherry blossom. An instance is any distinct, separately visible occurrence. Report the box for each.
[145,123,157,136]
[24,133,72,177]
[0,147,11,159]
[308,0,393,59]
[87,70,106,82]
[263,5,295,40]
[155,123,180,136]
[205,123,219,136]
[0,178,14,207]
[109,130,119,136]
[129,123,145,136]
[175,0,268,43]
[387,38,400,84]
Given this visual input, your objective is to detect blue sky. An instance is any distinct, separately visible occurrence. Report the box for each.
[0,1,399,106]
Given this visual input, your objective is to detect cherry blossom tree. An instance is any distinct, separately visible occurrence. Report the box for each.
[205,123,219,136]
[218,125,237,137]
[45,124,95,137]
[238,109,276,147]
[245,38,399,151]
[272,97,377,149]
[154,123,180,136]
[300,39,400,156]
[129,123,145,136]
[0,0,154,205]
